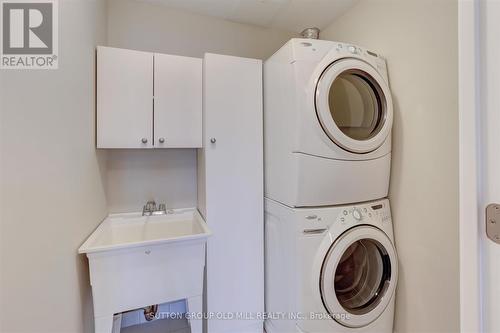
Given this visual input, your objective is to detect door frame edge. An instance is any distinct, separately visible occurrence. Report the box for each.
[459,0,482,331]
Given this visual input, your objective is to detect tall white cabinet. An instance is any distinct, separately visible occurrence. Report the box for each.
[198,53,264,333]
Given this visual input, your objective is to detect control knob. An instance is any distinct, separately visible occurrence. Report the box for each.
[352,209,362,221]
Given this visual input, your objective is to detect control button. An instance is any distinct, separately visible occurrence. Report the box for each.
[343,210,348,216]
[363,208,368,213]
[352,209,362,221]
[348,45,357,53]
[340,217,345,223]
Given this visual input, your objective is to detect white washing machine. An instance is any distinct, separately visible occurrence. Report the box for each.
[265,198,397,333]
[264,39,393,207]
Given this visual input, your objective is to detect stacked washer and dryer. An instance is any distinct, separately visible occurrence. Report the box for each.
[264,38,398,333]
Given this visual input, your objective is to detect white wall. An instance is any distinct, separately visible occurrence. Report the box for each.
[322,1,459,332]
[104,0,295,212]
[105,150,197,213]
[107,0,296,60]
[0,1,108,332]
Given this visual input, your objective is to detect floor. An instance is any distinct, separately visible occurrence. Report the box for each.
[120,317,266,333]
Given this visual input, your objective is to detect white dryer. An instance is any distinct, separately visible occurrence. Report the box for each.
[264,39,393,207]
[265,198,397,333]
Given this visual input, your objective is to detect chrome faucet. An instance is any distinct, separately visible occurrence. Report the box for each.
[154,203,167,215]
[142,200,167,216]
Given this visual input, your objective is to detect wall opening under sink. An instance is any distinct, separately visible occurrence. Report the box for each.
[119,300,187,332]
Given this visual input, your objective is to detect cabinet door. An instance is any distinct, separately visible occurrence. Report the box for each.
[97,46,153,148]
[154,54,202,148]
[203,53,264,333]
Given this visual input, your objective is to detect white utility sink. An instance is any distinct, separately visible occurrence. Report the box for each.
[79,208,211,333]
[79,208,210,253]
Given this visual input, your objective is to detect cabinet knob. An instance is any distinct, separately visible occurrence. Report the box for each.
[210,138,217,144]
[159,137,165,143]
[141,138,148,144]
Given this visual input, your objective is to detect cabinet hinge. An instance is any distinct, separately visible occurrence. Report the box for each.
[486,203,500,244]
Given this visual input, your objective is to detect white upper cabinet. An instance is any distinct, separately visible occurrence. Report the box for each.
[96,47,202,149]
[97,46,153,149]
[154,54,202,148]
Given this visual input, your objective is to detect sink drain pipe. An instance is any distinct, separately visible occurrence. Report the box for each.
[143,304,158,321]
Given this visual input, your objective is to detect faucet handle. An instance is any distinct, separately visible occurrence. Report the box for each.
[146,200,156,210]
[142,200,157,216]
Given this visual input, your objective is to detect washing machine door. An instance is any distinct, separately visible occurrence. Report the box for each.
[315,58,393,153]
[320,225,398,328]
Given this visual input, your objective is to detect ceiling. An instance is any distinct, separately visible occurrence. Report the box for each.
[137,0,358,33]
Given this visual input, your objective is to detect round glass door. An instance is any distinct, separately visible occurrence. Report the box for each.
[320,226,397,328]
[334,239,391,314]
[328,70,384,141]
[315,59,393,153]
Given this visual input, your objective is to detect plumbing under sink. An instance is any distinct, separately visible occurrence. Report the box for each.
[78,208,211,333]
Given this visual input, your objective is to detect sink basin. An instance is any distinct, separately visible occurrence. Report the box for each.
[78,208,210,333]
[79,208,210,254]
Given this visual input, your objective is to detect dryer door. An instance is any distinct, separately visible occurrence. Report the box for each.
[320,225,398,328]
[315,58,393,153]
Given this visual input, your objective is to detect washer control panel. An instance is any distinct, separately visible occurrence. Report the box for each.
[299,199,392,235]
[340,201,391,225]
[352,208,362,220]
